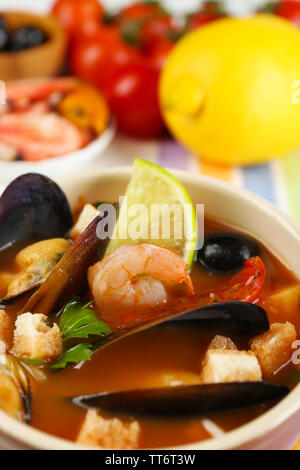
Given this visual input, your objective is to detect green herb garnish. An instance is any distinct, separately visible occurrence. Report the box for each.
[51,343,93,370]
[58,298,111,343]
[20,357,46,366]
[51,298,112,370]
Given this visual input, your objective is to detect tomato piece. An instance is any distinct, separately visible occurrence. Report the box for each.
[52,0,103,41]
[214,256,266,303]
[275,0,300,27]
[69,27,140,92]
[106,61,165,138]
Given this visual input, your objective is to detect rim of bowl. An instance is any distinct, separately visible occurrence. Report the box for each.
[0,167,300,450]
[0,121,115,171]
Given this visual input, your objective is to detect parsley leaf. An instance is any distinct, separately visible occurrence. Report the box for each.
[51,343,93,369]
[59,298,111,343]
[20,357,46,366]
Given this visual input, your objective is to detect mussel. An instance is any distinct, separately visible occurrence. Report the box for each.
[72,382,289,416]
[0,238,70,306]
[91,301,269,353]
[22,213,110,315]
[0,173,72,254]
[0,354,31,423]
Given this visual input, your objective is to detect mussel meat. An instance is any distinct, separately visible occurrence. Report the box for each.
[0,354,32,423]
[0,173,72,253]
[0,238,70,306]
[72,382,289,416]
[22,213,110,315]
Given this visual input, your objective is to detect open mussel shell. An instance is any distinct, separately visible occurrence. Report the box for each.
[22,214,110,315]
[0,238,70,307]
[0,173,72,253]
[72,382,289,416]
[0,354,32,423]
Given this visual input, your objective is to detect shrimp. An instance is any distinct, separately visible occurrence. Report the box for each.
[88,244,194,328]
[0,112,91,160]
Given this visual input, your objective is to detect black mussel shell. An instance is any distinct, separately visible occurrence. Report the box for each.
[91,301,269,355]
[0,174,72,253]
[161,301,269,337]
[22,214,109,315]
[71,382,289,416]
[197,232,260,273]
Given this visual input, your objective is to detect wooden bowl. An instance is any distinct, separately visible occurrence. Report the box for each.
[0,11,67,81]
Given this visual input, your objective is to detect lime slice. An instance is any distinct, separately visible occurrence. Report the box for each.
[106,158,197,269]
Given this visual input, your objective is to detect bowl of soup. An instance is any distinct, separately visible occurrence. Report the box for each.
[0,162,300,450]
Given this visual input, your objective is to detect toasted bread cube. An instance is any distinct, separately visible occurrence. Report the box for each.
[77,409,140,449]
[0,310,12,351]
[250,322,296,378]
[69,204,100,240]
[200,350,262,384]
[208,335,237,351]
[12,313,63,361]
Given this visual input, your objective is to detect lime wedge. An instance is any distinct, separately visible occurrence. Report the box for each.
[106,158,197,269]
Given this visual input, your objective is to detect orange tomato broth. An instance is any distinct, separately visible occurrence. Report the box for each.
[2,218,300,448]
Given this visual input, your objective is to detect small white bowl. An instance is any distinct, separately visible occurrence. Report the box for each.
[0,122,115,185]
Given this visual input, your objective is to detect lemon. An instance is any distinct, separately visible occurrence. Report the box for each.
[160,14,300,166]
[106,158,197,269]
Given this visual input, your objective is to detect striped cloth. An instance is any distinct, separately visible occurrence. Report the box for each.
[102,135,300,224]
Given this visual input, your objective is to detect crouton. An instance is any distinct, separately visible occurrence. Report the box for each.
[0,310,12,351]
[77,409,140,449]
[12,313,63,361]
[69,204,100,240]
[250,322,297,378]
[200,349,262,384]
[208,335,237,351]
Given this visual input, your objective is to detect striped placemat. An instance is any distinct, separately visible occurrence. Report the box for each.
[102,135,300,224]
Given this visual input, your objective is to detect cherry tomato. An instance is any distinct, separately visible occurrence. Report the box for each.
[214,256,266,303]
[188,1,224,31]
[275,0,300,27]
[70,27,140,92]
[147,39,174,69]
[106,61,165,138]
[52,0,103,41]
[118,2,162,22]
[142,15,184,49]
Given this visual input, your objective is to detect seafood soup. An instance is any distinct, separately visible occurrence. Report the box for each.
[0,161,299,449]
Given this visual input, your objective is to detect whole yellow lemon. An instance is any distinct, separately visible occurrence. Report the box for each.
[160,14,300,165]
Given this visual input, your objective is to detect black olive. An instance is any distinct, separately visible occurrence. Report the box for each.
[197,232,260,273]
[0,17,9,51]
[9,25,47,52]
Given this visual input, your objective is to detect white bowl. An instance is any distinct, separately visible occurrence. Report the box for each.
[0,122,115,185]
[1,166,300,450]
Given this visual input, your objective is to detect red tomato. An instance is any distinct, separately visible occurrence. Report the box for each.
[119,2,162,21]
[275,0,300,27]
[215,257,266,303]
[106,62,165,138]
[52,0,103,41]
[148,39,174,69]
[70,27,140,91]
[142,15,184,49]
[188,2,224,31]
